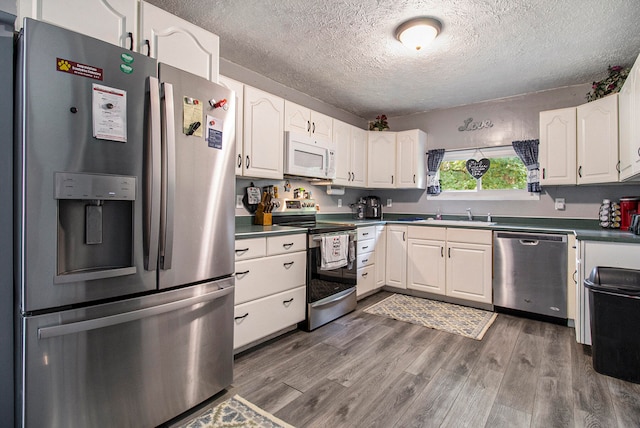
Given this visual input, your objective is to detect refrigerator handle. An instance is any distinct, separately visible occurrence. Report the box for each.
[160,82,176,270]
[37,285,234,339]
[145,77,162,271]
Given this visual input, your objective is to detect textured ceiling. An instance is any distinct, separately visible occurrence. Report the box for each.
[147,0,640,119]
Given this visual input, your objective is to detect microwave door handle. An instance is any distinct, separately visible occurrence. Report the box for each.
[145,77,161,271]
[160,82,176,270]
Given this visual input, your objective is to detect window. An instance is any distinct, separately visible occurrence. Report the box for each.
[429,146,539,200]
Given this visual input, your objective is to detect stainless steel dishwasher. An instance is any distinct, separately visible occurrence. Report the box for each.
[493,231,568,319]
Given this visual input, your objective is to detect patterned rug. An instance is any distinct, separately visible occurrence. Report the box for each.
[364,294,498,340]
[180,395,294,428]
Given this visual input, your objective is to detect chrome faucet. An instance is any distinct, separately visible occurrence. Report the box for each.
[466,208,473,221]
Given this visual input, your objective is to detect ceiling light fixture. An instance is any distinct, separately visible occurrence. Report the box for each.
[395,17,442,51]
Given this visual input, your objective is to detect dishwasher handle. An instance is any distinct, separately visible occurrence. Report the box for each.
[494,231,567,243]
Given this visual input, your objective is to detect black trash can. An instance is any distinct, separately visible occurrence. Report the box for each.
[584,266,640,384]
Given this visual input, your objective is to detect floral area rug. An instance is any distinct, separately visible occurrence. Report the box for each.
[364,294,497,340]
[180,395,294,428]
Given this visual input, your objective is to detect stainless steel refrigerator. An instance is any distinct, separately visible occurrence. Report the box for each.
[15,19,236,427]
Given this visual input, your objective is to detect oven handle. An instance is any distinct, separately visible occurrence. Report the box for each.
[312,230,357,241]
[309,288,356,308]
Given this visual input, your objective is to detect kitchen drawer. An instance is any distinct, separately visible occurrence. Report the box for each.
[358,238,375,254]
[233,286,306,350]
[358,226,376,241]
[446,228,492,245]
[357,265,376,297]
[357,251,375,269]
[267,234,306,256]
[235,251,306,304]
[235,237,266,261]
[408,226,446,240]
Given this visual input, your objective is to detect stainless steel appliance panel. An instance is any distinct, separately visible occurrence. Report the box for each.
[157,64,235,289]
[493,231,568,318]
[16,19,158,312]
[20,278,234,428]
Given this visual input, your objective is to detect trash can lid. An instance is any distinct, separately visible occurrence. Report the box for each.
[585,266,640,296]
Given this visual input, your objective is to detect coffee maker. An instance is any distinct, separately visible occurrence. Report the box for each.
[364,196,382,219]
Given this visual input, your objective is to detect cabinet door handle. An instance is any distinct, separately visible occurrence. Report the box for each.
[235,248,249,255]
[448,247,451,258]
[402,232,405,241]
[283,261,295,268]
[351,172,355,181]
[246,155,250,169]
[234,313,249,321]
[578,165,582,178]
[127,32,134,51]
[441,247,444,257]
[144,39,151,57]
[235,270,250,276]
[283,298,294,306]
[283,243,294,249]
[307,120,311,132]
[391,175,394,184]
[413,174,416,183]
[237,154,242,168]
[573,270,577,284]
[542,168,546,179]
[616,160,621,172]
[312,122,316,133]
[637,147,640,157]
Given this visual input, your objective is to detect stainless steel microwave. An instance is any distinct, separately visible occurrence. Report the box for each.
[284,131,336,179]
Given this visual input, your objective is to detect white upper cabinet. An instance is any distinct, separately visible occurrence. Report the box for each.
[576,94,619,184]
[284,101,333,141]
[368,131,396,188]
[396,129,427,189]
[218,75,244,176]
[17,0,137,48]
[539,107,577,185]
[140,1,219,81]
[619,53,640,181]
[243,85,284,180]
[333,120,367,187]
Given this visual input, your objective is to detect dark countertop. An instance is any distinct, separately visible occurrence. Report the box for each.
[235,215,640,243]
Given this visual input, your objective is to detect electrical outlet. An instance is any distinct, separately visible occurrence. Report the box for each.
[236,195,243,208]
[337,198,342,208]
[555,198,565,210]
[387,198,392,207]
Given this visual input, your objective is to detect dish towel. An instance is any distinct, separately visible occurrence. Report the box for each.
[320,234,348,270]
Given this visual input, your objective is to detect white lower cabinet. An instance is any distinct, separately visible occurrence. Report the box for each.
[356,225,383,298]
[233,234,306,350]
[407,226,492,305]
[385,225,407,289]
[234,286,306,350]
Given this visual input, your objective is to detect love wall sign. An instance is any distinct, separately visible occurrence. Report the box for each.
[466,158,490,179]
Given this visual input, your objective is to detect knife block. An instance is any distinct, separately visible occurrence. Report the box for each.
[254,209,272,226]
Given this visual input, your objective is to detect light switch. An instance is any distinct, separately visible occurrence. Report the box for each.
[387,198,392,207]
[555,198,565,210]
[337,198,342,207]
[236,195,243,208]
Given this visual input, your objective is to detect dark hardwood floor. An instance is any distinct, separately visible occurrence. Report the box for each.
[168,291,640,428]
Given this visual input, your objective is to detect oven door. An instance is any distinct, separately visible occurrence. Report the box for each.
[308,232,357,303]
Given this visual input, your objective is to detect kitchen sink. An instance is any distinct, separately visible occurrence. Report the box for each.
[418,219,497,226]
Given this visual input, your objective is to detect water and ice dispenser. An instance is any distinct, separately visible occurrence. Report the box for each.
[54,172,136,283]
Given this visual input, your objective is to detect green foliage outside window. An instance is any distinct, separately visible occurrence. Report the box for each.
[439,157,527,191]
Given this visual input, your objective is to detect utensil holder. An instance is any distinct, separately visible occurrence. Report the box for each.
[254,210,272,226]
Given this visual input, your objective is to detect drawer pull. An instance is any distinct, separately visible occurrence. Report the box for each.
[362,272,368,277]
[283,243,294,249]
[235,270,250,277]
[283,298,294,306]
[235,248,249,255]
[283,261,295,268]
[234,313,249,321]
[361,245,369,250]
[362,232,369,236]
[362,258,369,263]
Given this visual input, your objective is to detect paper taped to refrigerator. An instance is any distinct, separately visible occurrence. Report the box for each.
[206,115,223,149]
[92,84,127,142]
[183,96,203,137]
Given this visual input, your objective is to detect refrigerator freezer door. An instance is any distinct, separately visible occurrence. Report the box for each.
[20,278,234,428]
[16,19,159,312]
[157,63,236,289]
